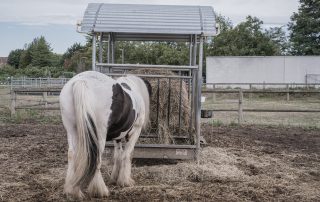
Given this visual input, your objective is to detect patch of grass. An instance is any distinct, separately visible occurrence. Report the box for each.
[9,109,38,124]
[5,109,62,124]
[208,119,243,128]
[301,125,320,131]
[210,120,223,127]
[229,121,239,127]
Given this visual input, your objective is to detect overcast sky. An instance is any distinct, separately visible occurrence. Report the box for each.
[0,0,300,56]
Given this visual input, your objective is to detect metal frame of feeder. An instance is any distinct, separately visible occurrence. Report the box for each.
[78,3,217,160]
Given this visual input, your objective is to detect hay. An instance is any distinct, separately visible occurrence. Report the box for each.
[132,147,247,184]
[130,69,192,144]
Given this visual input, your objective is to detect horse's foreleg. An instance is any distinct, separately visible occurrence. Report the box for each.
[87,131,109,198]
[110,141,123,183]
[117,127,141,187]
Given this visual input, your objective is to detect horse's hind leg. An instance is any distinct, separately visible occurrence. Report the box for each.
[110,140,123,183]
[117,126,142,187]
[87,128,109,198]
[64,125,84,199]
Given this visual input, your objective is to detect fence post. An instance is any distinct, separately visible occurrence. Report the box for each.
[43,92,48,108]
[238,89,243,125]
[249,84,252,101]
[212,84,216,102]
[10,90,16,116]
[286,84,290,101]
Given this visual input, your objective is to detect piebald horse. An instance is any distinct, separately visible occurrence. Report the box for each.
[59,71,151,199]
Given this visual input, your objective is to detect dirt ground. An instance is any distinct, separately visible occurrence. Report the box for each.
[0,123,319,201]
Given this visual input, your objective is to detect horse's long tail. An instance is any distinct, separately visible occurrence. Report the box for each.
[71,80,99,188]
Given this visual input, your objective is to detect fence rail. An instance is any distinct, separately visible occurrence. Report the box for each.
[8,77,69,89]
[202,84,320,125]
[10,87,61,116]
[8,82,320,126]
[204,82,320,92]
[203,89,320,93]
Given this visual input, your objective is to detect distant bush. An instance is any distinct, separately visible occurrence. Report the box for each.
[0,64,75,79]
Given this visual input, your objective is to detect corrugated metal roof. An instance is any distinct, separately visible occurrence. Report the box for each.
[80,3,216,37]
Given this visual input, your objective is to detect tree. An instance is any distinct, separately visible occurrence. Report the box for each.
[61,43,84,65]
[50,53,63,67]
[208,16,282,56]
[216,14,233,33]
[19,47,32,68]
[18,36,54,68]
[61,42,90,72]
[265,27,290,55]
[28,36,53,67]
[7,49,23,68]
[288,0,320,55]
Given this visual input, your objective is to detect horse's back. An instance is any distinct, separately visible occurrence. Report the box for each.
[61,71,115,98]
[60,71,116,125]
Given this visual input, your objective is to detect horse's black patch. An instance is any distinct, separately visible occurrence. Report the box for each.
[142,78,152,96]
[121,82,131,90]
[107,83,136,141]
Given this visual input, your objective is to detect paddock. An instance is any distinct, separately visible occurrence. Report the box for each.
[1,81,320,201]
[1,3,320,201]
[0,123,319,201]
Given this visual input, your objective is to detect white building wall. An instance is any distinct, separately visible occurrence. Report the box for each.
[206,56,320,84]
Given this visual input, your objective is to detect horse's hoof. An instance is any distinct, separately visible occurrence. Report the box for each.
[89,188,109,198]
[64,187,85,201]
[110,176,118,184]
[117,178,135,187]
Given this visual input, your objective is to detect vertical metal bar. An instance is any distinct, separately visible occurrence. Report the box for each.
[188,35,193,99]
[189,35,193,66]
[189,35,197,133]
[195,36,204,162]
[121,48,124,64]
[111,33,115,63]
[167,78,171,127]
[99,32,103,64]
[188,77,191,99]
[92,33,96,71]
[192,34,198,127]
[107,33,111,63]
[178,74,182,134]
[189,70,195,133]
[156,78,160,133]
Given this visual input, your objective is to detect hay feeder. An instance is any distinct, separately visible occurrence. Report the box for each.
[78,3,217,160]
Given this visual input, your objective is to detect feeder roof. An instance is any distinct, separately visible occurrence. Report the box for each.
[80,3,216,37]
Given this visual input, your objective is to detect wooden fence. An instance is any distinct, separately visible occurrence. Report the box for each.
[203,86,320,124]
[10,87,61,116]
[10,83,320,125]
